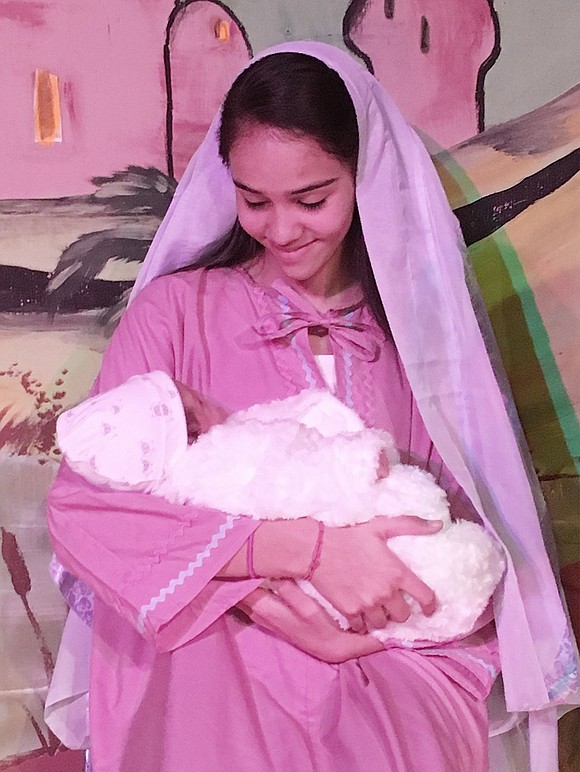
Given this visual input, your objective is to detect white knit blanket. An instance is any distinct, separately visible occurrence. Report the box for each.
[57,372,506,644]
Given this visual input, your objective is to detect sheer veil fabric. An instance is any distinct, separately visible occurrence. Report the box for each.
[60,41,579,769]
[131,39,580,767]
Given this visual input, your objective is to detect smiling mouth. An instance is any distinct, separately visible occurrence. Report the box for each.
[269,240,315,256]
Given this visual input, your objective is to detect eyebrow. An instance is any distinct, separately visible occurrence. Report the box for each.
[232,178,338,196]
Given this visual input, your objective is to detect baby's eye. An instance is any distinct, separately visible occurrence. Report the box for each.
[299,199,326,210]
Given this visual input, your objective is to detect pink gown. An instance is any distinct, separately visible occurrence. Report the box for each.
[47,267,500,771]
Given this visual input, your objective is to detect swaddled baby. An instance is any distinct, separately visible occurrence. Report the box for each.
[57,371,505,644]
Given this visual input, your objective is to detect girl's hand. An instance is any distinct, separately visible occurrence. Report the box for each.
[237,581,383,663]
[310,515,442,633]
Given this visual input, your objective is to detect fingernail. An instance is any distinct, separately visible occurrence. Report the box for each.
[427,520,442,529]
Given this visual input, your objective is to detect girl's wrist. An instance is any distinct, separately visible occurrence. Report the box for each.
[252,519,324,579]
[303,521,324,580]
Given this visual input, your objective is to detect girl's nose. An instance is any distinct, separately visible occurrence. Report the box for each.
[266,207,302,245]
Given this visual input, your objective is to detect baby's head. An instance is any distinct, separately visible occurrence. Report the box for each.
[57,371,188,490]
[377,448,391,481]
[174,381,229,443]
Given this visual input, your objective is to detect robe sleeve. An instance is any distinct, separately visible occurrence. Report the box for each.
[47,276,261,652]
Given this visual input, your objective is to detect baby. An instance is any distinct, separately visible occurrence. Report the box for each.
[57,371,505,644]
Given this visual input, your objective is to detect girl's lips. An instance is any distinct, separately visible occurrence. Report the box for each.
[268,240,315,258]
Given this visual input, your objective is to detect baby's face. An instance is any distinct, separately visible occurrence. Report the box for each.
[376,448,390,481]
[174,381,229,443]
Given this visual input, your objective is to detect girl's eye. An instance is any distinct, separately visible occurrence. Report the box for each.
[244,199,268,210]
[299,199,326,210]
[243,198,326,211]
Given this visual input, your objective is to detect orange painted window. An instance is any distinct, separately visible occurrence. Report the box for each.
[34,69,62,145]
[214,19,230,42]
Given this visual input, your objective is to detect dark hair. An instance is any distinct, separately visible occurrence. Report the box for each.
[191,52,390,335]
[218,53,359,169]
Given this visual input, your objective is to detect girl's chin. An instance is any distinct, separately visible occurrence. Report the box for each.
[259,246,348,296]
[278,263,321,284]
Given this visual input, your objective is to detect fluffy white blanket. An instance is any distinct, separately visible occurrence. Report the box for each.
[57,372,505,644]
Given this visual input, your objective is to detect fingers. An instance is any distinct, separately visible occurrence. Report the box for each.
[239,583,418,659]
[383,593,411,623]
[400,572,437,617]
[274,581,384,635]
[349,614,367,633]
[275,581,387,635]
[347,583,434,627]
[272,580,350,634]
[305,519,440,632]
[359,605,390,631]
[348,596,408,632]
[236,587,275,617]
[237,583,383,663]
[370,515,443,538]
[271,579,327,617]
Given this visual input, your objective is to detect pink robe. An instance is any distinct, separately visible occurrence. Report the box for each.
[47,267,500,771]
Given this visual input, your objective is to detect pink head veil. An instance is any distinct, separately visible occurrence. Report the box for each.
[131,41,578,727]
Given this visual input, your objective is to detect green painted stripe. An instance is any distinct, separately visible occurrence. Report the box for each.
[482,227,580,474]
[469,234,579,477]
[433,151,482,205]
[436,151,579,477]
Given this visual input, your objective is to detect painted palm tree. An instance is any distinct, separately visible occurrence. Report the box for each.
[46,166,176,327]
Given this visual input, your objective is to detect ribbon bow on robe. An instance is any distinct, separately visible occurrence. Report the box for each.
[253,308,383,362]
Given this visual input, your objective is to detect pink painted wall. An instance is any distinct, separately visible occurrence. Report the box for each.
[0,0,500,200]
[169,4,249,178]
[350,0,496,149]
[0,0,497,197]
[0,1,248,199]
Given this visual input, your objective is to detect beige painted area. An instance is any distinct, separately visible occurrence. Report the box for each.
[438,86,580,415]
[0,319,107,758]
[0,456,65,759]
[443,86,580,205]
[0,202,153,278]
[0,319,108,453]
[501,174,580,413]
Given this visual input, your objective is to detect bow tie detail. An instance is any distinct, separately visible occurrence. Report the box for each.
[254,309,382,362]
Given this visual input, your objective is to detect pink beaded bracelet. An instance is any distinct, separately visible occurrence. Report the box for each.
[247,522,324,581]
[303,521,325,581]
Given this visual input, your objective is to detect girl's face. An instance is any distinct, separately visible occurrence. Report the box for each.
[228,124,356,298]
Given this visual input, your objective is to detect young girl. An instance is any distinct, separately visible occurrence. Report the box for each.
[46,42,578,771]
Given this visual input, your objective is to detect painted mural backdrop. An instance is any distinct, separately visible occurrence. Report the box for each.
[0,0,578,767]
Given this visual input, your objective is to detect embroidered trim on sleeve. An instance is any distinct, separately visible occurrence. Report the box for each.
[136,514,239,632]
